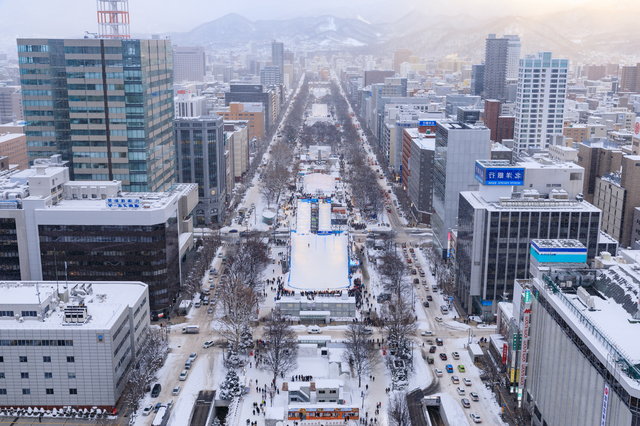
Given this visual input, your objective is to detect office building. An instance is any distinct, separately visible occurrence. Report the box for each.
[521,251,640,426]
[260,65,281,87]
[172,45,206,83]
[271,41,284,84]
[174,89,207,118]
[363,70,395,87]
[174,116,227,226]
[445,94,480,117]
[456,107,481,124]
[393,49,412,74]
[456,159,600,316]
[513,52,569,154]
[405,128,435,224]
[224,84,277,132]
[0,85,23,124]
[0,156,198,318]
[576,139,624,204]
[0,281,150,410]
[17,38,176,192]
[0,132,28,170]
[483,34,509,100]
[431,121,491,256]
[619,64,640,93]
[224,121,249,182]
[216,102,265,142]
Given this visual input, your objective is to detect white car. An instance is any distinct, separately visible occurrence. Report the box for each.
[308,325,322,334]
[457,387,466,395]
[470,413,482,423]
[435,368,443,377]
[172,385,181,396]
[435,317,443,323]
[203,340,215,349]
[189,352,198,361]
[180,370,188,381]
[464,378,472,386]
[142,405,154,416]
[421,331,434,336]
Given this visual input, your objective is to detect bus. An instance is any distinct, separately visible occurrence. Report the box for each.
[288,406,359,421]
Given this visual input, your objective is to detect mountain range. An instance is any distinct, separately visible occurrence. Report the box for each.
[165,4,640,63]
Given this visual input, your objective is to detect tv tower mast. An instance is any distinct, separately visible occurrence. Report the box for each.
[97,0,131,39]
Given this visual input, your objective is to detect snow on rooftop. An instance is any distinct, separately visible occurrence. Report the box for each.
[287,234,351,291]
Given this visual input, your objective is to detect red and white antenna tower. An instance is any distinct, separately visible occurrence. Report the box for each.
[97,0,131,39]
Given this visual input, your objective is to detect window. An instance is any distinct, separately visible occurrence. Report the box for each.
[21,372,29,379]
[0,389,5,395]
[67,356,75,363]
[0,357,3,362]
[22,389,30,395]
[68,373,76,379]
[69,388,78,395]
[19,356,27,362]
[43,356,51,362]
[46,388,54,395]
[45,372,52,379]
[0,373,4,378]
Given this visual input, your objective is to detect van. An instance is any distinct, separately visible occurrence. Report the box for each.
[308,325,321,334]
[203,296,210,305]
[427,355,434,364]
[194,301,201,308]
[185,359,192,370]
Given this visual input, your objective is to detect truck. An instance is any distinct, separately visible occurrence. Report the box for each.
[178,300,192,316]
[182,325,200,334]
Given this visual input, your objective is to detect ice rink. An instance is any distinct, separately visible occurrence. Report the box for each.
[287,233,352,291]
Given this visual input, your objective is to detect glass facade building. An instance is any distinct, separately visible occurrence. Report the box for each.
[17,38,176,192]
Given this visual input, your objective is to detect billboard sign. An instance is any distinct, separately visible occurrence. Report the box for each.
[601,384,609,426]
[634,117,640,138]
[419,120,437,127]
[502,343,508,364]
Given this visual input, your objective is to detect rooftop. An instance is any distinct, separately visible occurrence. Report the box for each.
[531,239,586,249]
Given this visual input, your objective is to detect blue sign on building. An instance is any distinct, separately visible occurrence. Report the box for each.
[419,120,437,127]
[475,162,524,186]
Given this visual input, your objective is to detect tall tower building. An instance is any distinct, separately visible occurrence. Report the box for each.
[513,52,569,154]
[483,34,509,100]
[173,45,206,83]
[271,40,284,84]
[504,35,521,81]
[96,0,130,39]
[17,38,176,192]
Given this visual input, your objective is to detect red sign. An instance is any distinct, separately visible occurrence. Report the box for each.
[502,343,508,364]
[635,120,640,136]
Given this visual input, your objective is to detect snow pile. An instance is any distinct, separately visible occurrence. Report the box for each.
[287,233,351,291]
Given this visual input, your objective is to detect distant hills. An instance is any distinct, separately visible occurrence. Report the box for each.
[165,5,640,63]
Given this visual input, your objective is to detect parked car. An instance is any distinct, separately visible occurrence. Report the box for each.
[207,306,214,314]
[452,351,460,360]
[435,368,443,377]
[180,370,188,381]
[458,364,466,373]
[429,346,437,353]
[203,340,215,349]
[446,364,453,373]
[308,325,322,334]
[151,383,161,398]
[461,398,471,408]
[142,405,154,416]
[456,387,466,395]
[435,338,444,346]
[154,403,162,412]
[172,385,181,396]
[470,392,479,401]
[439,353,448,361]
[451,375,459,384]
[421,330,434,336]
[189,352,198,362]
[464,378,472,386]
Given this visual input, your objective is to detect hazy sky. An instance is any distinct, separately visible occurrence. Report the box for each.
[0,0,623,38]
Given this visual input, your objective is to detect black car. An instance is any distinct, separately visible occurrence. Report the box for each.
[151,383,161,398]
[440,353,448,361]
[429,345,437,353]
[423,301,429,307]
[426,295,433,301]
[413,278,420,284]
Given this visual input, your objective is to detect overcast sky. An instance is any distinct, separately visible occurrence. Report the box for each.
[0,0,624,38]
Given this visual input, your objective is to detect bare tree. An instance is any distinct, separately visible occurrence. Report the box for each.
[260,314,299,386]
[377,249,409,297]
[379,293,418,360]
[388,392,411,426]
[214,278,259,354]
[260,163,290,209]
[342,323,379,387]
[227,234,270,294]
[122,328,169,410]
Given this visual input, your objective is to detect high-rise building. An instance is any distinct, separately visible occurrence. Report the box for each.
[174,89,207,118]
[174,116,227,226]
[0,132,28,169]
[405,128,435,224]
[513,52,569,154]
[0,156,197,317]
[619,63,640,93]
[216,102,265,142]
[393,49,411,74]
[431,121,491,256]
[483,34,509,100]
[17,38,176,192]
[504,35,521,81]
[363,70,395,87]
[173,45,206,83]
[471,64,485,97]
[224,84,277,132]
[271,41,284,84]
